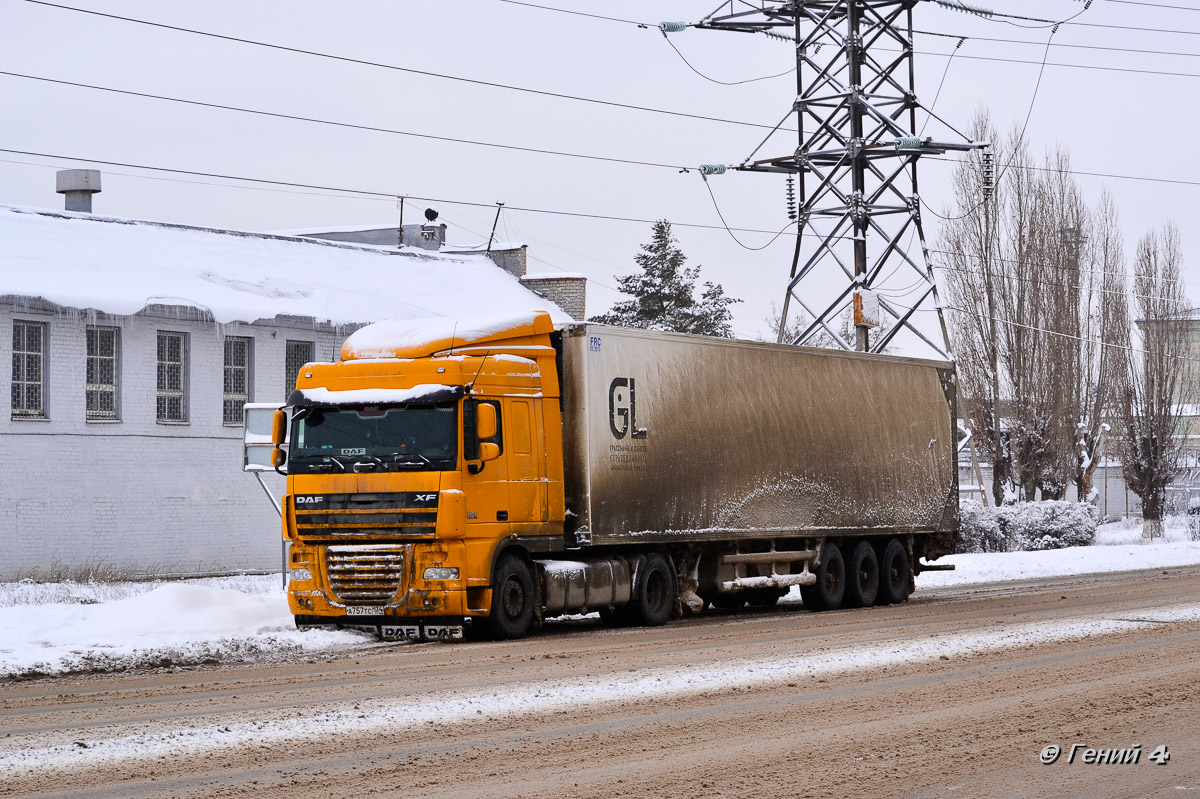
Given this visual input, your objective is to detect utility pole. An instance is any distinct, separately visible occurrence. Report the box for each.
[685,0,985,355]
[487,202,505,255]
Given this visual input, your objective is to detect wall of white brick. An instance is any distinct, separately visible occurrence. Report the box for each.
[520,276,586,321]
[0,300,356,579]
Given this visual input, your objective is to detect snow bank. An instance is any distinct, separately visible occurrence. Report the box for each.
[0,582,367,679]
[0,206,569,327]
[913,539,1200,589]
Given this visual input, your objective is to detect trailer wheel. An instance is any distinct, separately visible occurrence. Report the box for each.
[876,538,911,605]
[488,554,536,639]
[843,540,879,608]
[802,542,845,611]
[630,553,676,626]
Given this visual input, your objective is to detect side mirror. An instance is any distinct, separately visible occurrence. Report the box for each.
[479,441,500,463]
[271,409,288,446]
[271,448,287,468]
[476,403,497,441]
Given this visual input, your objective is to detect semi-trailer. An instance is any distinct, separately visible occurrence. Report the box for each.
[268,311,959,640]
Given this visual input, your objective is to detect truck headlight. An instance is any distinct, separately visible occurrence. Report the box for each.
[422,566,459,581]
[290,568,313,582]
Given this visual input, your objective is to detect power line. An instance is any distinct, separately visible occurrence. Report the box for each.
[940,305,1200,364]
[700,175,796,250]
[928,155,1200,189]
[0,70,689,172]
[922,25,1058,223]
[660,32,795,86]
[493,0,649,27]
[1099,0,1200,10]
[19,0,783,132]
[0,146,808,238]
[915,47,1200,80]
[918,29,1200,60]
[932,248,1200,291]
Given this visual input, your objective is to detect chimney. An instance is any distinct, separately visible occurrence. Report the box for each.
[56,169,102,212]
[400,207,446,251]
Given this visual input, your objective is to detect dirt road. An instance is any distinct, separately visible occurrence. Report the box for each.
[3,567,1199,799]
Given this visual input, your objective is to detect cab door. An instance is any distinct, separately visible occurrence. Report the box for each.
[506,398,548,534]
[462,397,509,526]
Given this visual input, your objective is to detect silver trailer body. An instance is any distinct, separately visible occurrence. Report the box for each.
[559,324,957,546]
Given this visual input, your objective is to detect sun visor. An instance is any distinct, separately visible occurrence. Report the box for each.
[287,384,464,408]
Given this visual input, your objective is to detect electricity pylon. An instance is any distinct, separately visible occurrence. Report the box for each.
[686,1,984,355]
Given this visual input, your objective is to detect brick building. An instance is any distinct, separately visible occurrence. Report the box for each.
[1,204,571,580]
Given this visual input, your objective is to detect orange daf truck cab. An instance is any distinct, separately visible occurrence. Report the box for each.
[271,312,566,641]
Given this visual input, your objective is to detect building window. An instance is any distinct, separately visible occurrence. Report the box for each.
[156,331,188,422]
[11,320,46,419]
[285,340,313,399]
[223,336,252,425]
[86,325,119,420]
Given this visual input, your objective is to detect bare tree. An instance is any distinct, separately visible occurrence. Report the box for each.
[1115,224,1192,537]
[943,110,1010,505]
[943,117,1131,507]
[1075,190,1127,502]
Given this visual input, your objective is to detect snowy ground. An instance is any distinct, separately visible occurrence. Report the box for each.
[2,519,1199,681]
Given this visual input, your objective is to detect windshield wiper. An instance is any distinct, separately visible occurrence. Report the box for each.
[389,453,432,467]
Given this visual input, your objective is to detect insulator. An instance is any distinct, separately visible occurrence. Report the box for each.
[894,136,924,151]
[785,175,797,221]
[659,21,688,33]
[699,164,727,176]
[981,150,995,200]
[933,0,993,18]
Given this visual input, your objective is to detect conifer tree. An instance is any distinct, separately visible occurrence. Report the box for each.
[590,220,740,337]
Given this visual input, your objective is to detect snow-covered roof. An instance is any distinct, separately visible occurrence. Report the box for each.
[443,241,526,252]
[0,205,571,326]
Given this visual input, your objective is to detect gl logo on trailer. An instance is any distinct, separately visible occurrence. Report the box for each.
[608,378,647,440]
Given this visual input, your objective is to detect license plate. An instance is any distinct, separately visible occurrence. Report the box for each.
[345,606,384,616]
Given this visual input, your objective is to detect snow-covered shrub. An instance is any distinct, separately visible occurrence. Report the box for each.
[956,500,1101,552]
[957,500,1006,553]
[998,500,1100,551]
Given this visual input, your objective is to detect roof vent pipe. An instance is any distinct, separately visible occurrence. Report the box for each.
[56,169,102,213]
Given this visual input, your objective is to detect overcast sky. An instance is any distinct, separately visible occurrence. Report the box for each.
[2,0,1197,341]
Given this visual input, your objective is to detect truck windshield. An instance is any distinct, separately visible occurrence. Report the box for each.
[288,405,457,473]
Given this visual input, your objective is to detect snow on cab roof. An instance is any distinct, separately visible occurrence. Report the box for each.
[342,311,556,360]
[0,205,571,327]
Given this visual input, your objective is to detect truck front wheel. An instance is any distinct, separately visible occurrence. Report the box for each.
[630,553,676,627]
[488,554,536,639]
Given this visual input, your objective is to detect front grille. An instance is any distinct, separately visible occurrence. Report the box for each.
[325,545,407,605]
[295,492,438,538]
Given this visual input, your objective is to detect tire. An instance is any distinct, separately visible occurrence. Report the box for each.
[876,538,911,605]
[488,554,536,639]
[629,553,676,627]
[843,540,879,609]
[803,542,845,611]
